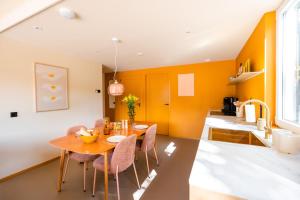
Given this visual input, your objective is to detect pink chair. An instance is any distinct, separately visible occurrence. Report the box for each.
[94,119,104,128]
[63,125,98,192]
[136,124,159,176]
[92,134,140,199]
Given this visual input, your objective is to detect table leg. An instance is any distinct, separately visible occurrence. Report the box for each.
[57,149,66,192]
[104,151,108,200]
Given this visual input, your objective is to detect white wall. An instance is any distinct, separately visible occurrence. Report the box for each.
[0,36,103,179]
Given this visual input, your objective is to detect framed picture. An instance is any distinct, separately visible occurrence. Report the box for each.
[34,63,69,112]
[178,73,194,96]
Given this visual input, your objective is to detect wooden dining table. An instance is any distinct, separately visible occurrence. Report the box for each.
[49,123,151,200]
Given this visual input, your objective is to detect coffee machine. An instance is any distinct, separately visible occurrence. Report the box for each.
[222,97,238,116]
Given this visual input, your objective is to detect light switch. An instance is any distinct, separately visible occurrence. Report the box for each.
[10,112,18,118]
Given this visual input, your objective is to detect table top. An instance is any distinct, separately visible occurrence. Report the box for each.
[49,127,148,155]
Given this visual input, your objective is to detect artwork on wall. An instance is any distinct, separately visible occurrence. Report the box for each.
[178,73,194,96]
[34,63,68,112]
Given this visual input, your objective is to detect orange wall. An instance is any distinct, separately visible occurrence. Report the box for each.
[114,60,236,139]
[235,11,276,122]
[264,12,276,125]
[110,11,277,139]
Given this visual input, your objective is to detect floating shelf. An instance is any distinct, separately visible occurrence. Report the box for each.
[229,69,264,84]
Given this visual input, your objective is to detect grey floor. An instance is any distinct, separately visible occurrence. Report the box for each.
[0,135,199,200]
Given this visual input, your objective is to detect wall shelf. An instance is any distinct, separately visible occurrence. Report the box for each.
[229,69,264,84]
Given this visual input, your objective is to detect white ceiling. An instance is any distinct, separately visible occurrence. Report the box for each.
[1,0,283,71]
[0,0,62,32]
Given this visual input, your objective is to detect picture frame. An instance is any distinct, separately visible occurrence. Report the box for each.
[178,73,194,96]
[34,63,69,112]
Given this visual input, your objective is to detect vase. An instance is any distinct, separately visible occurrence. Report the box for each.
[129,116,135,126]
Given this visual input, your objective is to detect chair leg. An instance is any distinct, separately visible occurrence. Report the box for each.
[145,147,150,177]
[116,165,120,200]
[62,153,70,183]
[92,168,97,197]
[132,162,140,189]
[153,146,159,166]
[83,162,87,192]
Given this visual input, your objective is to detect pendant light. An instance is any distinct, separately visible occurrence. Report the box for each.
[108,37,124,96]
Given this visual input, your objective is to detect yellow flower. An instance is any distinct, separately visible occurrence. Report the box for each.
[122,96,128,102]
[122,94,139,103]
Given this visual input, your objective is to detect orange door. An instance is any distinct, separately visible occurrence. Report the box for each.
[115,75,146,121]
[146,73,170,135]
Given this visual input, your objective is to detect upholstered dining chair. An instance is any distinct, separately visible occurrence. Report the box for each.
[62,125,98,192]
[92,134,140,200]
[94,119,104,128]
[136,124,159,176]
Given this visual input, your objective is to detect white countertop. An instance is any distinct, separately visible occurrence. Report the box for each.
[189,113,300,200]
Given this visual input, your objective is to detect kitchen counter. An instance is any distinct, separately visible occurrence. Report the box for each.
[189,112,300,200]
[204,113,273,147]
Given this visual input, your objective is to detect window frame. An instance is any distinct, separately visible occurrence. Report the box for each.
[276,0,300,134]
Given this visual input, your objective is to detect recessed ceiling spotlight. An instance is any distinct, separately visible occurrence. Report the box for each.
[185,30,191,34]
[32,26,43,30]
[137,52,143,56]
[59,7,77,19]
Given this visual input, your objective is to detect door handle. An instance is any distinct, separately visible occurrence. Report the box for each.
[164,103,169,106]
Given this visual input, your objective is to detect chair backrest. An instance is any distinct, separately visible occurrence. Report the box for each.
[111,134,137,173]
[67,125,87,136]
[94,119,104,128]
[141,124,157,152]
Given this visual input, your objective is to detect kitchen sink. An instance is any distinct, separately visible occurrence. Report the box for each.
[209,128,265,147]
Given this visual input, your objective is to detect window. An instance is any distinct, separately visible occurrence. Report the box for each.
[277,0,300,133]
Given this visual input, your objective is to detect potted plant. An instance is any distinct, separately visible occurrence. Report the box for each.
[122,94,139,125]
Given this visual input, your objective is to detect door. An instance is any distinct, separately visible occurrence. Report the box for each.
[146,73,170,135]
[115,75,146,121]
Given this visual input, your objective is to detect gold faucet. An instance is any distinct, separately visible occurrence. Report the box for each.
[237,99,272,139]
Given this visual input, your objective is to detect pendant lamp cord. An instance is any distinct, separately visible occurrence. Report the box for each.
[113,41,118,81]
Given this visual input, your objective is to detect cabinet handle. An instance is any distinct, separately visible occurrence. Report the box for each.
[164,103,169,106]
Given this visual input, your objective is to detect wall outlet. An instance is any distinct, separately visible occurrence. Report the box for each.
[10,112,18,118]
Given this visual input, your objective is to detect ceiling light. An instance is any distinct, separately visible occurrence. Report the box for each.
[137,52,143,56]
[59,7,76,19]
[108,80,124,96]
[108,37,124,96]
[32,26,42,30]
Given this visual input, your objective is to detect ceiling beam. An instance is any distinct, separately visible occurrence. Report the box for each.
[0,0,63,33]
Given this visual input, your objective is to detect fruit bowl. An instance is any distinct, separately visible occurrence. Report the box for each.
[80,134,98,144]
[78,129,99,144]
